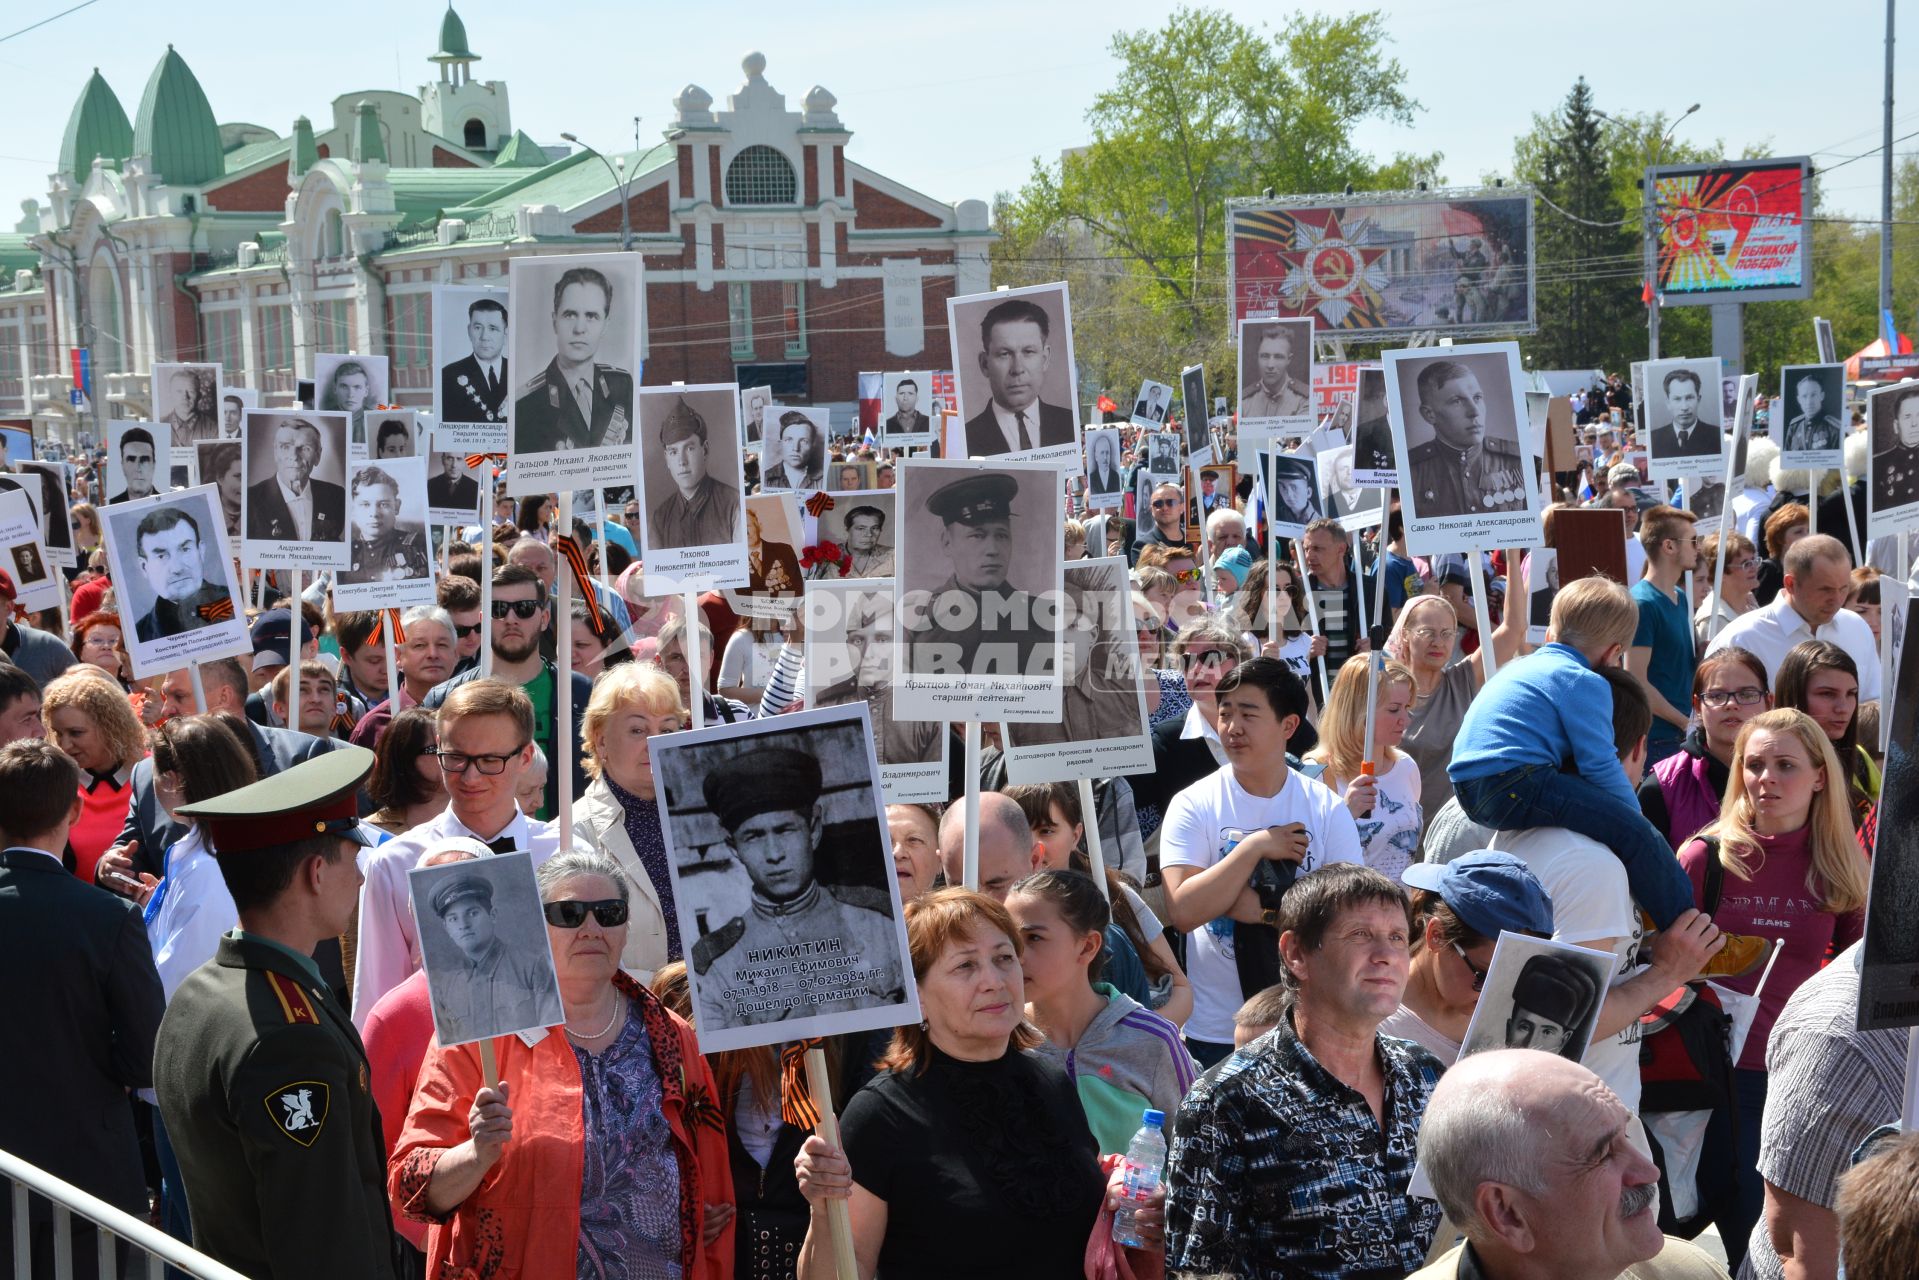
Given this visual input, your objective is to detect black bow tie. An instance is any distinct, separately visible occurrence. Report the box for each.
[84,769,120,794]
[486,837,516,856]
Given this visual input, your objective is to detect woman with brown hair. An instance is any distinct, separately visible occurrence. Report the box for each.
[1637,646,1773,850]
[364,706,447,837]
[1773,640,1878,838]
[1694,530,1761,647]
[1753,501,1809,607]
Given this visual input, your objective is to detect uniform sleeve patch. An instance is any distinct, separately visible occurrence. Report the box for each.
[263,1081,330,1146]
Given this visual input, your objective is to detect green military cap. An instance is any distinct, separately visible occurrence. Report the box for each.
[430,872,494,918]
[704,746,822,832]
[178,745,378,856]
[659,396,708,447]
[927,472,1018,526]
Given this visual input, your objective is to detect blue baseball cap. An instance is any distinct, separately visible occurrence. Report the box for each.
[1401,850,1555,940]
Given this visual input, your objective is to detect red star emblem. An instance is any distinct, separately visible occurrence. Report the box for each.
[1274,211,1391,329]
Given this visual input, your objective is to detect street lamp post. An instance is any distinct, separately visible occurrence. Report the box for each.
[561,131,636,252]
[1598,104,1700,362]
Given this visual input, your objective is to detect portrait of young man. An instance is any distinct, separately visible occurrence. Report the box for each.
[342,463,430,586]
[1400,354,1529,520]
[761,408,827,492]
[644,391,742,551]
[881,373,933,441]
[109,425,161,505]
[511,261,636,456]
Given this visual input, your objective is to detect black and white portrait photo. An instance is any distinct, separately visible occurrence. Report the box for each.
[425,440,487,525]
[1318,445,1384,529]
[739,385,774,446]
[1456,932,1614,1065]
[1777,362,1847,472]
[1266,451,1322,539]
[338,457,433,607]
[946,282,1080,464]
[407,851,564,1047]
[1084,428,1123,507]
[151,363,220,444]
[650,706,919,1053]
[1685,475,1727,524]
[1383,342,1541,555]
[1860,612,1919,1029]
[880,372,936,446]
[368,410,424,460]
[805,582,946,803]
[1869,381,1919,539]
[217,386,256,440]
[1180,363,1211,466]
[0,489,56,615]
[760,405,828,492]
[16,460,73,568]
[433,283,510,442]
[1525,547,1559,641]
[507,251,645,491]
[193,441,243,543]
[894,459,1065,722]
[107,421,167,506]
[0,424,29,471]
[315,354,388,452]
[241,410,349,567]
[1147,433,1182,481]
[637,384,747,593]
[1131,379,1173,428]
[1644,357,1724,480]
[1002,557,1153,783]
[9,542,45,589]
[100,485,249,678]
[1236,316,1314,439]
[725,493,804,621]
[815,490,897,580]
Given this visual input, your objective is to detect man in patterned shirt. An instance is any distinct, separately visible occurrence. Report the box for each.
[1166,862,1442,1279]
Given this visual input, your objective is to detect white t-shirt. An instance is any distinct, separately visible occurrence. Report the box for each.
[1324,754,1423,883]
[1491,826,1645,1115]
[1159,765,1365,1044]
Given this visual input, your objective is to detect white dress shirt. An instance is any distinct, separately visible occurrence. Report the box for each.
[989,400,1038,454]
[143,827,236,1003]
[1705,593,1882,702]
[277,478,315,540]
[351,806,568,1030]
[1179,702,1228,766]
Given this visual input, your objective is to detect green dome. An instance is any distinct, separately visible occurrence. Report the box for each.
[59,69,133,184]
[133,46,223,187]
[432,5,479,62]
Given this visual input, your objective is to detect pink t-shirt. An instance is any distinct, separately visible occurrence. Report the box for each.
[361,969,436,1250]
[1680,827,1864,1071]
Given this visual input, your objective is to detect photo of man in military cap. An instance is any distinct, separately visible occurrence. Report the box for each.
[411,856,563,1046]
[1457,934,1613,1066]
[902,469,1054,679]
[640,386,743,552]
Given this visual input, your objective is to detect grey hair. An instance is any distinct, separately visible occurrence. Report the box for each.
[1172,613,1247,663]
[527,743,549,777]
[1205,507,1246,540]
[401,604,455,639]
[1418,1081,1549,1234]
[534,848,629,904]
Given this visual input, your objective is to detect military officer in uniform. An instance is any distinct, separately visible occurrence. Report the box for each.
[1783,370,1844,455]
[690,747,906,1027]
[1405,359,1529,519]
[647,395,741,550]
[1008,574,1142,747]
[1238,323,1310,421]
[905,472,1054,678]
[342,465,430,585]
[512,266,632,455]
[425,870,558,1043]
[1874,383,1919,510]
[438,296,509,425]
[815,590,942,765]
[152,747,400,1280]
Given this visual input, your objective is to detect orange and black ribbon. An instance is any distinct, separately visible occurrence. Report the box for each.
[196,597,236,624]
[804,492,836,518]
[779,1038,826,1129]
[366,608,408,648]
[552,534,607,636]
[464,452,507,472]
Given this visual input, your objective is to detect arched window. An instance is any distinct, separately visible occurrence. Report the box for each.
[725,145,797,205]
[323,208,344,259]
[464,118,487,150]
[86,254,124,375]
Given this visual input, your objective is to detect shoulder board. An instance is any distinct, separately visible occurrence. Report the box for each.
[595,364,632,381]
[1484,436,1520,455]
[518,370,548,396]
[264,970,321,1026]
[691,916,745,976]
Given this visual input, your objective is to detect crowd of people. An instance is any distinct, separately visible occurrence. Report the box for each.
[1,376,1914,1280]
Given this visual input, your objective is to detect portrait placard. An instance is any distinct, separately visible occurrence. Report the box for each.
[1860,610,1919,1031]
[15,460,74,569]
[0,423,30,471]
[649,704,920,1053]
[760,405,831,493]
[107,421,168,506]
[314,354,389,458]
[813,490,898,581]
[805,582,947,804]
[724,492,804,622]
[0,489,57,614]
[637,383,748,594]
[879,372,936,446]
[827,460,875,493]
[1130,379,1174,429]
[1683,474,1727,525]
[364,409,425,461]
[1186,462,1237,545]
[407,851,564,1047]
[945,282,1081,466]
[1524,547,1557,643]
[892,458,1064,722]
[433,283,511,448]
[241,409,351,568]
[1236,316,1314,442]
[1867,381,1919,539]
[1000,557,1152,783]
[214,387,255,440]
[424,431,489,525]
[1083,428,1124,509]
[1456,931,1615,1064]
[1261,448,1322,540]
[1777,363,1846,473]
[1350,365,1395,487]
[1643,357,1725,480]
[1145,433,1183,483]
[1384,342,1542,556]
[193,441,244,544]
[738,386,774,446]
[150,363,221,445]
[336,456,434,609]
[506,252,645,492]
[1180,364,1211,467]
[101,485,249,677]
[1318,444,1383,530]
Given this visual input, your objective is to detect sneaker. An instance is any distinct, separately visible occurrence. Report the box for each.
[1698,931,1770,980]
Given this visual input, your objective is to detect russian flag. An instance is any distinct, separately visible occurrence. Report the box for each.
[857,372,882,434]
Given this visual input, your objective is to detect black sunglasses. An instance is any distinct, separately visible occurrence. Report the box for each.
[490,599,543,620]
[453,621,482,639]
[1452,942,1488,993]
[543,898,629,929]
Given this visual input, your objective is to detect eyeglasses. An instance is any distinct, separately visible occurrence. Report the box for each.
[433,745,528,775]
[1733,558,1759,572]
[1700,687,1766,709]
[1182,648,1232,670]
[453,622,482,639]
[1452,942,1488,993]
[1150,498,1181,509]
[1406,626,1458,644]
[490,599,542,620]
[543,898,629,928]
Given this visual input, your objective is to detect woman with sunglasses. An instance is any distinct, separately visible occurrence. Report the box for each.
[393,848,736,1280]
[1637,648,1772,851]
[1693,531,1761,648]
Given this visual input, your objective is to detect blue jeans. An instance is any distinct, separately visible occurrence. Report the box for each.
[1184,1037,1235,1070]
[1454,763,1696,929]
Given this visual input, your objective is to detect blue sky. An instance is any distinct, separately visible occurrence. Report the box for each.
[2,0,1910,222]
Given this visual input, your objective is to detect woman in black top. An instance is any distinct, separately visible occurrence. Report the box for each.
[793,888,1163,1279]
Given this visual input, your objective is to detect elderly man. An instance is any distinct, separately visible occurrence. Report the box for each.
[161,368,217,442]
[690,747,904,1026]
[425,870,555,1043]
[132,506,229,641]
[905,471,1051,677]
[935,790,1045,902]
[1167,863,1441,1279]
[513,267,632,453]
[247,416,345,542]
[648,395,740,549]
[1412,1050,1723,1280]
[962,297,1075,455]
[1705,533,1880,700]
[343,465,430,584]
[762,410,825,491]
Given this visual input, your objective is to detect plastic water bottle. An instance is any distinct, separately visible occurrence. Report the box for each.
[1111,1108,1167,1248]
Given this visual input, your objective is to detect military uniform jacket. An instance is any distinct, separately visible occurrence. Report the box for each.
[815,676,941,765]
[343,528,431,584]
[1407,436,1528,517]
[1239,378,1310,419]
[1876,444,1919,508]
[691,882,905,1027]
[648,474,742,550]
[1013,677,1140,747]
[153,934,399,1280]
[513,356,632,454]
[136,582,230,641]
[1785,412,1844,454]
[906,575,1052,677]
[439,354,508,425]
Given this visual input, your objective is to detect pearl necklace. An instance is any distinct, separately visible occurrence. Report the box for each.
[565,997,622,1042]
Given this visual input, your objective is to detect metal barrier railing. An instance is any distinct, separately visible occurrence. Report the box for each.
[1,1148,248,1280]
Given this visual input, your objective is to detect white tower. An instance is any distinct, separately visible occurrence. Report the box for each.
[419,4,511,154]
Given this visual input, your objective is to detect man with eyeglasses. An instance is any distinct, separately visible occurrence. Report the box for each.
[1132,481,1187,565]
[352,679,573,1029]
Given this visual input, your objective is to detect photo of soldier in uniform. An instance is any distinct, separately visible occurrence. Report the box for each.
[1869,381,1919,539]
[947,282,1080,461]
[760,407,828,492]
[1236,316,1314,437]
[407,851,564,1047]
[102,485,249,677]
[315,355,388,451]
[1147,433,1181,480]
[16,460,73,568]
[638,386,744,553]
[651,707,919,1053]
[107,421,166,505]
[434,285,510,431]
[1778,363,1846,467]
[241,410,349,567]
[151,364,220,444]
[338,458,432,603]
[1350,366,1395,484]
[1455,932,1614,1066]
[1266,452,1322,538]
[1002,558,1152,782]
[1383,342,1541,555]
[1180,364,1211,465]
[1131,379,1173,428]
[507,252,644,490]
[880,372,935,445]
[806,584,945,799]
[1085,429,1123,506]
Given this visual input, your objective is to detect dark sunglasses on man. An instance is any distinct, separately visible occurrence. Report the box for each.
[453,621,482,639]
[543,898,629,928]
[490,599,542,620]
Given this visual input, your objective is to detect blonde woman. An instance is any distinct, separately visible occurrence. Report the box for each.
[1304,653,1423,879]
[41,669,150,883]
[1677,708,1869,1267]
